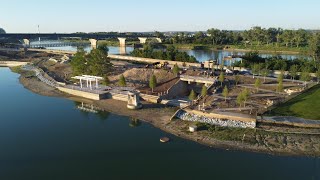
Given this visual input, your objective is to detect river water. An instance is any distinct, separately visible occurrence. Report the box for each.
[0,68,319,179]
[46,45,306,63]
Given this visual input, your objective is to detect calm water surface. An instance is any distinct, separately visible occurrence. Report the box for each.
[0,68,319,180]
[46,45,307,62]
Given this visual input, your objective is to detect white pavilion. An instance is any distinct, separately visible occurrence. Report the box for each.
[72,75,104,90]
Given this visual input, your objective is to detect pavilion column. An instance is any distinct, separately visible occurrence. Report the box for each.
[96,79,98,88]
[80,78,83,88]
[86,80,89,88]
[89,80,92,90]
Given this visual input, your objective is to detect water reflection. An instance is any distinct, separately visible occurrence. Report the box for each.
[74,101,110,120]
[129,118,142,128]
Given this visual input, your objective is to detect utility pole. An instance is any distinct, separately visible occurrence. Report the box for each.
[38,25,41,45]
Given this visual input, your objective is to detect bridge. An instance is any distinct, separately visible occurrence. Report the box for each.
[0,33,161,49]
[28,41,90,48]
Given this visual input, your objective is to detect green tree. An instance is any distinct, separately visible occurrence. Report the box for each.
[237,88,250,108]
[277,71,284,83]
[201,85,208,97]
[260,68,269,82]
[293,29,307,48]
[251,63,260,78]
[222,86,229,102]
[242,88,250,107]
[281,30,294,47]
[87,46,113,76]
[289,64,299,81]
[207,28,221,45]
[70,47,87,75]
[173,63,180,76]
[118,74,126,87]
[254,78,262,92]
[189,89,197,103]
[236,92,244,108]
[70,45,113,76]
[219,72,225,86]
[308,33,320,65]
[149,74,157,92]
[277,80,283,92]
[300,68,311,82]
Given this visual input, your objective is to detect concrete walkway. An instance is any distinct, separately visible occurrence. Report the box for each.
[258,116,320,128]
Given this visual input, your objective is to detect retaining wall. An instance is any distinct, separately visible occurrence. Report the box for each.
[175,109,256,128]
[57,87,106,100]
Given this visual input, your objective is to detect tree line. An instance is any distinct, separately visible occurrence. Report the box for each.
[162,27,320,50]
[233,51,320,74]
[130,45,198,63]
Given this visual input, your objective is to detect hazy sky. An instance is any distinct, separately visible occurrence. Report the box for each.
[0,0,319,33]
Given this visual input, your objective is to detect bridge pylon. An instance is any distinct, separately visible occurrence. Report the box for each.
[138,37,148,44]
[89,39,98,49]
[118,38,126,47]
[23,39,30,47]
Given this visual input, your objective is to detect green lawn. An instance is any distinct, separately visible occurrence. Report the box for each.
[267,85,320,120]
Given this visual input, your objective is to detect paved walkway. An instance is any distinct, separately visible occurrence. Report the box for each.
[22,65,58,87]
[259,116,320,127]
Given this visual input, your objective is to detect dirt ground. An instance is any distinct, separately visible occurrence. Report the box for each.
[109,68,176,88]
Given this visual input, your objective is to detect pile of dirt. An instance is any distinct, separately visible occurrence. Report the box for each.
[109,68,176,87]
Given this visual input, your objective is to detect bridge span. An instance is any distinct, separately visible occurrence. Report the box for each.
[1,33,161,49]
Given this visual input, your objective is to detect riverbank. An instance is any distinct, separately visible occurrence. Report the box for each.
[13,68,320,157]
[166,44,306,55]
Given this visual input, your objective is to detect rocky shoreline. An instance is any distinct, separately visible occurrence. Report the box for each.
[17,70,320,157]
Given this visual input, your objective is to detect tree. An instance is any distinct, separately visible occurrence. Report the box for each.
[260,68,269,82]
[236,88,250,108]
[188,89,197,103]
[234,75,240,85]
[201,85,208,97]
[219,72,225,86]
[254,78,262,92]
[70,47,87,75]
[172,63,180,76]
[300,68,311,82]
[0,28,5,34]
[222,86,229,102]
[118,74,126,87]
[70,44,113,76]
[149,74,157,92]
[308,33,320,64]
[242,88,250,107]
[277,80,283,92]
[277,71,284,83]
[87,45,113,76]
[251,63,260,78]
[289,64,299,81]
[293,29,307,48]
[281,30,294,47]
[207,28,221,45]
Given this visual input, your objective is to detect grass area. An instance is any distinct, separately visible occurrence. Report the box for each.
[267,85,320,120]
[9,66,35,77]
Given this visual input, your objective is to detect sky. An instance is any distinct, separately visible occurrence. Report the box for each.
[0,0,319,33]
